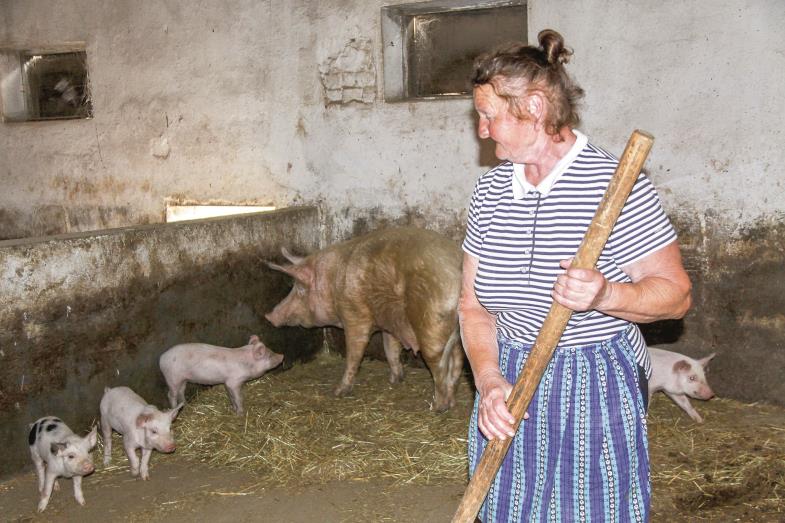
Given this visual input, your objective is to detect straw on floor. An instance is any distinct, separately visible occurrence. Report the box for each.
[107,351,784,520]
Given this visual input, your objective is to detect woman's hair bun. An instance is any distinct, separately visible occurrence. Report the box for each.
[538,29,573,65]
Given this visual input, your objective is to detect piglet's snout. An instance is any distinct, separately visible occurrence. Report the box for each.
[161,441,176,453]
[82,462,95,474]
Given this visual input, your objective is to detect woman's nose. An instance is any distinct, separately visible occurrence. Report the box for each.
[477,120,489,138]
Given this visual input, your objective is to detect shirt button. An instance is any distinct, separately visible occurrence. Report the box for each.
[521,266,529,273]
[529,210,535,215]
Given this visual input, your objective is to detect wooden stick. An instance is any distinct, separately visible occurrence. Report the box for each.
[451,130,655,523]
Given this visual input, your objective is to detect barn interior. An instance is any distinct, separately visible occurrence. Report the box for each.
[1,1,784,521]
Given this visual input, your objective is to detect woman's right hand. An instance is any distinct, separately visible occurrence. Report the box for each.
[476,370,524,440]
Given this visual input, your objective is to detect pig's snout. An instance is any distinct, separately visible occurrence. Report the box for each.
[265,311,282,327]
[692,383,714,400]
[82,462,95,474]
[159,441,176,453]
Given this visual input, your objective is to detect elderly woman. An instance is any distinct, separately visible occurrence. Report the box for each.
[459,30,692,522]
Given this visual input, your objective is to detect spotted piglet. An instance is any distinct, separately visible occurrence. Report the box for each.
[28,417,98,512]
[648,346,716,423]
[100,386,183,480]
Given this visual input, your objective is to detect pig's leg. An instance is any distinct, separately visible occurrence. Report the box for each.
[31,451,46,493]
[175,382,186,405]
[445,332,464,403]
[124,441,141,477]
[423,349,452,412]
[139,448,152,480]
[166,381,178,409]
[167,379,186,409]
[335,323,372,397]
[73,475,85,505]
[382,333,404,384]
[420,330,461,412]
[225,382,244,415]
[666,392,704,423]
[37,471,57,512]
[101,418,112,465]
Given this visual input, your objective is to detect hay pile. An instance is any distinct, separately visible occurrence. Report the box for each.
[173,353,474,486]
[167,352,785,520]
[648,397,785,521]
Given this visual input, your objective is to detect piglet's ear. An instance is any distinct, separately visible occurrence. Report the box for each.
[136,413,152,428]
[673,359,691,373]
[699,353,716,369]
[248,334,260,345]
[50,442,67,456]
[253,342,269,360]
[86,426,98,448]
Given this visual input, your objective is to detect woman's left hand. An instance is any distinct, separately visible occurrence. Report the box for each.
[551,258,609,312]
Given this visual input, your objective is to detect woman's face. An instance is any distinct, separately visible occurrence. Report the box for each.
[473,83,535,164]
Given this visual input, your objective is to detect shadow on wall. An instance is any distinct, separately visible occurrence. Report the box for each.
[640,320,685,346]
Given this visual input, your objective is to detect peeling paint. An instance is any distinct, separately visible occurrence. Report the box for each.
[319,38,376,106]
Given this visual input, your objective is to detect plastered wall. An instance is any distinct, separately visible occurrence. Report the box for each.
[0,2,783,402]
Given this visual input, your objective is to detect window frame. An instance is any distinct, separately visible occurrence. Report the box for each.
[381,0,527,103]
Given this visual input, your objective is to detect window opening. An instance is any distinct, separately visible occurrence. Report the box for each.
[1,47,92,122]
[382,1,526,102]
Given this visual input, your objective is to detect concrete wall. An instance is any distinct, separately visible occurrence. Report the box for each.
[0,206,322,476]
[0,3,783,403]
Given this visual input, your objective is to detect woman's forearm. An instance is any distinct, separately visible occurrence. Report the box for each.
[597,276,692,323]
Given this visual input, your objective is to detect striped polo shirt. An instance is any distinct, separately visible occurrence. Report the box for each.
[462,130,677,377]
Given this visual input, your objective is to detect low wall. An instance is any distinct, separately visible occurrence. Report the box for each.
[0,206,322,477]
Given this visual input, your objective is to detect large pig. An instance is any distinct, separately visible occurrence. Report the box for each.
[100,386,183,480]
[159,335,284,414]
[28,417,97,512]
[648,346,716,423]
[265,227,463,412]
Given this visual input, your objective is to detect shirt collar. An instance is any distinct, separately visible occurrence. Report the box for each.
[511,129,588,199]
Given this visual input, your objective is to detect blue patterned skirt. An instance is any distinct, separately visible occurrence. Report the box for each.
[468,328,650,522]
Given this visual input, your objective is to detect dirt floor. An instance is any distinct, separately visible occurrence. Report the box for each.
[0,461,464,522]
[2,353,784,522]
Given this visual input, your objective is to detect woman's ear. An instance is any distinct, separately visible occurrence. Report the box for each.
[526,93,544,124]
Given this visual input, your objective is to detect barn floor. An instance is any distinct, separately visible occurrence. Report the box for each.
[0,460,463,521]
[2,352,784,522]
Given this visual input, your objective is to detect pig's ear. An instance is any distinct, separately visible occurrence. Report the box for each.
[50,442,67,456]
[248,334,260,345]
[169,403,184,421]
[252,342,269,360]
[673,359,691,373]
[86,426,98,448]
[266,261,300,278]
[699,353,716,369]
[267,260,313,285]
[136,413,152,428]
[281,247,305,265]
